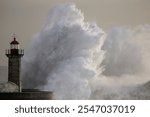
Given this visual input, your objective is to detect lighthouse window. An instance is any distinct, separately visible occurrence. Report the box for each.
[11,45,14,49]
[11,44,19,49]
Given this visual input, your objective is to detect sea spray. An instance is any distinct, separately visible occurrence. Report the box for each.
[22,3,150,99]
[91,26,150,99]
[22,3,105,99]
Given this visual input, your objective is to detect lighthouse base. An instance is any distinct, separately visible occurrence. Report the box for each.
[0,90,53,100]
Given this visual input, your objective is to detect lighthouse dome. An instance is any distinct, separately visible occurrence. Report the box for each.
[10,37,19,44]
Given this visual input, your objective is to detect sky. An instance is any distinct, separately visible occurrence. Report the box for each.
[0,0,150,66]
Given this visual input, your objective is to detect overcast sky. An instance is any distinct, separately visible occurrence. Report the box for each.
[0,0,150,66]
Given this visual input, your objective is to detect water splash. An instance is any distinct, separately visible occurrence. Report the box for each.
[22,4,150,99]
[22,3,105,99]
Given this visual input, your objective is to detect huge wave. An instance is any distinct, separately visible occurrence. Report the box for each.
[22,3,150,99]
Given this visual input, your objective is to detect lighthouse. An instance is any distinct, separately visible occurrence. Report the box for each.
[5,36,24,92]
[0,35,52,99]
